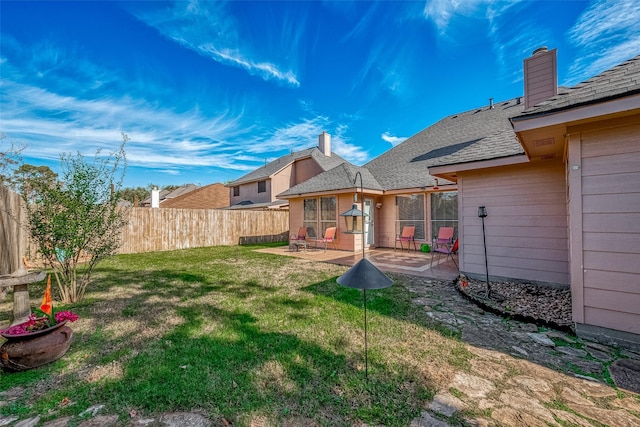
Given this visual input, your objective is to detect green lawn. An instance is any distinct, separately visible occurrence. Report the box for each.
[0,245,472,426]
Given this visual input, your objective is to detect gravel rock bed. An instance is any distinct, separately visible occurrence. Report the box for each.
[455,275,573,331]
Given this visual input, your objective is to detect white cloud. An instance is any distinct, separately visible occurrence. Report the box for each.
[381,132,407,147]
[131,1,300,87]
[566,0,640,84]
[0,79,254,171]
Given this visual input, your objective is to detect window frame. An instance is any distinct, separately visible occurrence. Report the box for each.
[302,196,336,239]
[395,194,425,240]
[257,180,266,193]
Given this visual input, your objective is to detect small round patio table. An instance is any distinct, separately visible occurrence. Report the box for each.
[0,270,46,326]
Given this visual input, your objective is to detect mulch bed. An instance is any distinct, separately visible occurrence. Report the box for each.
[454,275,573,333]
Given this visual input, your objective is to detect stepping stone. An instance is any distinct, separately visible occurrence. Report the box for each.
[410,411,450,427]
[526,332,555,347]
[586,348,613,362]
[428,391,465,417]
[556,346,587,357]
[609,359,640,394]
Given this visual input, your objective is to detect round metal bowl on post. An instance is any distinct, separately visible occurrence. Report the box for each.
[336,171,393,379]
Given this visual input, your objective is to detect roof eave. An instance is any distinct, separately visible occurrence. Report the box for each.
[428,154,530,181]
[277,188,384,200]
[511,93,640,132]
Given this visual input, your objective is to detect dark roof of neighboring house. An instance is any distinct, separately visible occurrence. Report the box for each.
[365,97,526,190]
[278,163,383,197]
[228,147,348,186]
[514,54,640,119]
[161,183,229,209]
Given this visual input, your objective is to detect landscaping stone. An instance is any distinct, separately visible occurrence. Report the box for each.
[428,391,465,417]
[498,389,556,424]
[550,410,596,427]
[159,412,211,427]
[609,359,640,394]
[508,376,554,402]
[555,346,587,357]
[586,347,614,362]
[42,417,73,427]
[564,404,640,427]
[449,373,495,399]
[0,416,19,426]
[14,417,40,427]
[409,411,450,427]
[78,415,118,427]
[526,332,555,347]
[560,388,594,406]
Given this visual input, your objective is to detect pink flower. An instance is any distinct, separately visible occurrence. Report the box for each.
[1,325,28,335]
[55,311,79,323]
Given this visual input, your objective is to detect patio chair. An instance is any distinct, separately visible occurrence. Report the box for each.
[395,226,417,252]
[313,227,337,251]
[430,227,458,269]
[289,226,308,251]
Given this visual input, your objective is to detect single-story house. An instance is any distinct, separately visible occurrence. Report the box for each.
[225,132,349,210]
[278,48,640,349]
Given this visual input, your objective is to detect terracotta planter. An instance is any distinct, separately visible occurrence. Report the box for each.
[1,321,73,371]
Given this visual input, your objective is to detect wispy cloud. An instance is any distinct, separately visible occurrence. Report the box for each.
[422,0,532,81]
[131,1,300,87]
[255,118,369,165]
[566,0,640,84]
[0,77,254,172]
[381,132,407,147]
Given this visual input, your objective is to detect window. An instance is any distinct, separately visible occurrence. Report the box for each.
[257,180,266,193]
[303,198,317,238]
[233,186,239,197]
[395,194,425,239]
[303,196,336,239]
[430,191,458,240]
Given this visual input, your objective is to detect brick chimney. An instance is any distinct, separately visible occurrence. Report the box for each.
[318,131,331,156]
[524,47,558,110]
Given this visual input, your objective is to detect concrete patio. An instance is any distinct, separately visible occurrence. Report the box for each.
[256,245,460,281]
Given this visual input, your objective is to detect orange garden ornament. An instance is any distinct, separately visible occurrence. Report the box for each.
[40,275,53,316]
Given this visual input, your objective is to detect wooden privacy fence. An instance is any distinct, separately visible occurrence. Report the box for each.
[0,186,28,275]
[1,185,289,267]
[118,207,289,254]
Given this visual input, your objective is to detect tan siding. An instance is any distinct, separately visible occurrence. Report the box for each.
[580,122,640,335]
[584,307,640,335]
[272,164,293,200]
[458,160,568,285]
[293,158,323,185]
[585,288,640,315]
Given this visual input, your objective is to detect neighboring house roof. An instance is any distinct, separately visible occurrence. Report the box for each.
[365,97,526,190]
[164,184,197,199]
[278,163,383,198]
[141,184,197,206]
[161,183,229,209]
[514,55,640,119]
[227,147,348,186]
[225,200,288,210]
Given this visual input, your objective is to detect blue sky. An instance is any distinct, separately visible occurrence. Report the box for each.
[1,0,639,188]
